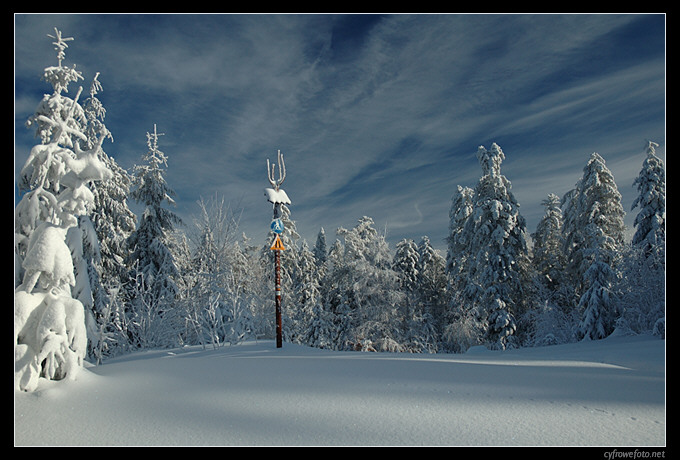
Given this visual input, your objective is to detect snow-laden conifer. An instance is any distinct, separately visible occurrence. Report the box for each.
[445,186,476,307]
[305,303,335,349]
[526,193,576,346]
[313,227,328,269]
[393,238,420,293]
[78,72,137,361]
[631,141,665,262]
[532,194,565,290]
[126,125,182,348]
[393,238,435,351]
[336,217,404,351]
[446,185,475,285]
[462,144,531,349]
[417,236,447,349]
[15,29,112,391]
[289,241,323,344]
[617,141,665,336]
[443,185,480,352]
[318,238,350,350]
[82,73,136,287]
[417,236,446,317]
[312,227,329,309]
[563,153,625,340]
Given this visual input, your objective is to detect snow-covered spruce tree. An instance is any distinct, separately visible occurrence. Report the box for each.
[443,185,481,353]
[319,238,352,350]
[225,234,258,345]
[290,241,324,345]
[393,237,438,352]
[310,227,329,315]
[15,29,112,391]
[464,144,532,350]
[527,193,575,346]
[445,185,475,291]
[80,72,137,362]
[532,194,566,293]
[81,72,136,286]
[305,302,335,349]
[313,227,328,270]
[303,232,336,349]
[578,246,616,340]
[169,231,198,344]
[393,238,421,350]
[618,141,665,336]
[126,125,182,349]
[393,238,420,294]
[417,237,447,318]
[416,236,447,350]
[336,217,404,352]
[563,153,625,340]
[631,141,665,264]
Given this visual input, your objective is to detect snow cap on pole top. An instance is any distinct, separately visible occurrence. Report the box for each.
[264,188,291,205]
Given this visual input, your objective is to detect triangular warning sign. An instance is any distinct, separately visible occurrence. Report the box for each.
[270,234,286,251]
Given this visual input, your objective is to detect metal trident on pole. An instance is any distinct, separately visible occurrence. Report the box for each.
[267,150,286,191]
[265,150,290,348]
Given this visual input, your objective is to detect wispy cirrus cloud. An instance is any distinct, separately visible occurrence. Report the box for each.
[15,13,665,250]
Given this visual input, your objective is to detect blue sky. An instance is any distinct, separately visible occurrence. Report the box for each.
[14,13,666,252]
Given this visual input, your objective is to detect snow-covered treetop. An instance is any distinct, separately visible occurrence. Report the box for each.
[48,27,73,67]
[632,141,665,212]
[83,72,114,149]
[42,28,83,95]
[581,153,625,226]
[132,124,177,210]
[476,143,505,177]
[145,124,167,168]
[337,216,392,269]
[533,193,562,240]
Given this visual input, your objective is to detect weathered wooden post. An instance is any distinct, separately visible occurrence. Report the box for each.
[265,150,290,348]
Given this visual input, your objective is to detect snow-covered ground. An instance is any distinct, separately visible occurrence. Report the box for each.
[15,333,665,447]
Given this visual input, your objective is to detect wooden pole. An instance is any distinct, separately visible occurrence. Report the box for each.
[273,202,283,348]
[267,150,287,349]
[275,248,282,348]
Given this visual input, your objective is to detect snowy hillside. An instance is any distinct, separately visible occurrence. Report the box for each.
[15,333,665,447]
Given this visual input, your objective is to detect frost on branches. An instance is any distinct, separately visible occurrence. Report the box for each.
[125,125,183,349]
[445,144,530,351]
[15,29,112,391]
[618,141,665,337]
[563,153,625,340]
[631,141,665,262]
